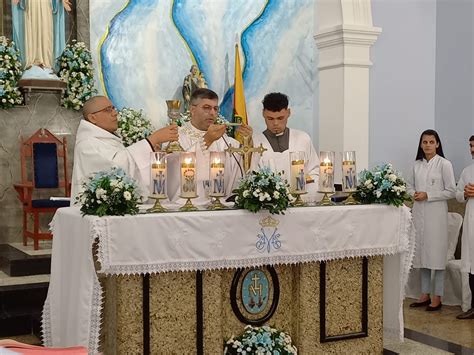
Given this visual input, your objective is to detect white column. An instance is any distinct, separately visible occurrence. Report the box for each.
[315,0,381,180]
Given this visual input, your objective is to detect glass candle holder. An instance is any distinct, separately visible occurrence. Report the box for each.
[319,151,335,193]
[289,151,306,193]
[209,151,225,197]
[150,152,167,198]
[342,151,357,192]
[180,152,197,198]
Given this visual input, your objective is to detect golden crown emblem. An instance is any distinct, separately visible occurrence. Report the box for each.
[259,216,280,228]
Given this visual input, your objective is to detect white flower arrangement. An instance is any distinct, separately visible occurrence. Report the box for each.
[354,163,410,207]
[58,40,95,110]
[234,166,295,214]
[77,167,141,216]
[116,108,154,147]
[224,325,297,354]
[0,36,24,109]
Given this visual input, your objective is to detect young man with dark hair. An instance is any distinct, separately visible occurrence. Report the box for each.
[251,92,319,192]
[455,135,474,319]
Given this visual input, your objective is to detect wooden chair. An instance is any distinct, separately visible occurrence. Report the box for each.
[14,129,70,250]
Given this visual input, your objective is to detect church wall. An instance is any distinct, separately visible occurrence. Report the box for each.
[369,0,437,179]
[434,0,474,177]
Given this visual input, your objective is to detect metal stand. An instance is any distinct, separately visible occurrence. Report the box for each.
[146,195,167,213]
[318,192,335,206]
[343,191,360,205]
[291,191,307,207]
[206,195,227,210]
[179,195,199,211]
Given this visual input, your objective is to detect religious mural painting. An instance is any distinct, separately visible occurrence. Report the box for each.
[90,0,316,136]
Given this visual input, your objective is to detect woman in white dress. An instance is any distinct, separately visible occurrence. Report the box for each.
[407,129,456,311]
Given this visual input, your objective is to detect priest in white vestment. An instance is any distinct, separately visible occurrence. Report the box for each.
[251,92,320,195]
[455,135,474,319]
[168,88,247,204]
[71,96,178,202]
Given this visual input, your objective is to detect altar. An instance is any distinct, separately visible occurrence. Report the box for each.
[42,204,414,354]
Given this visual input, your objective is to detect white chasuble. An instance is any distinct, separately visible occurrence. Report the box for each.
[71,120,152,202]
[251,128,320,194]
[167,122,243,204]
[456,163,474,273]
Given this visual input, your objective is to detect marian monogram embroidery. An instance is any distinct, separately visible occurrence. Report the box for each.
[256,216,282,253]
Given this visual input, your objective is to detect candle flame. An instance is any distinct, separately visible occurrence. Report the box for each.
[184,157,193,164]
[213,158,221,164]
[323,158,331,164]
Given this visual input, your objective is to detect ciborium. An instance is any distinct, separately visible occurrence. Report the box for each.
[165,100,184,153]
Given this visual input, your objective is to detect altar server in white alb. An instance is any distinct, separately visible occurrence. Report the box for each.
[168,88,249,203]
[71,96,178,202]
[407,129,456,311]
[454,135,474,320]
[251,92,319,193]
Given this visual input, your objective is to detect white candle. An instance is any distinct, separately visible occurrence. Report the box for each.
[151,162,166,197]
[319,157,334,192]
[210,158,225,197]
[342,160,357,192]
[181,157,197,198]
[290,159,305,193]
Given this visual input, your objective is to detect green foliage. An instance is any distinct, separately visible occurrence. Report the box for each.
[117,108,154,147]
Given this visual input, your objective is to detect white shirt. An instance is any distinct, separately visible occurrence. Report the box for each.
[70,120,152,203]
[251,128,320,194]
[407,155,456,269]
[456,162,474,273]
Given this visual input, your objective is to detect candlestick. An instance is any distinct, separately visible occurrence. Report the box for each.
[342,151,359,205]
[148,152,168,213]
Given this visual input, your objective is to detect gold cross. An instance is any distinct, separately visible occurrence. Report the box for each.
[225,135,267,173]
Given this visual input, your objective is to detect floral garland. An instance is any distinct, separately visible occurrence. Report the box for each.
[234,166,295,215]
[77,167,141,216]
[354,163,410,207]
[225,325,297,354]
[58,40,95,110]
[0,36,23,109]
[117,108,154,147]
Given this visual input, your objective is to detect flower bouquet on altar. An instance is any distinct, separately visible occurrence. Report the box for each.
[117,107,154,147]
[77,167,141,216]
[234,166,295,215]
[354,163,410,207]
[224,324,297,354]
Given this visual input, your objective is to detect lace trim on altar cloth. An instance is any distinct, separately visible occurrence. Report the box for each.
[96,244,403,275]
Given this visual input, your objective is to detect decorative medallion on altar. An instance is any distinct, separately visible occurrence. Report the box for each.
[256,216,281,253]
[230,266,280,325]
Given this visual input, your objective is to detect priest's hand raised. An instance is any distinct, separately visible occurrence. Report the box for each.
[203,124,226,148]
[236,124,253,138]
[147,124,179,150]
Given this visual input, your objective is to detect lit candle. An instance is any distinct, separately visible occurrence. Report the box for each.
[290,151,305,193]
[180,154,197,198]
[209,152,225,197]
[319,151,335,193]
[342,151,357,192]
[150,152,167,198]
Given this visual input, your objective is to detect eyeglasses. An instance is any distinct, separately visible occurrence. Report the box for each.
[193,104,219,114]
[90,105,116,114]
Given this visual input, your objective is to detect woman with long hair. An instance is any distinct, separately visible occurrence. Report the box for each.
[407,129,456,311]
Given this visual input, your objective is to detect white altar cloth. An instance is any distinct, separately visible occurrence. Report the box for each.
[42,204,414,353]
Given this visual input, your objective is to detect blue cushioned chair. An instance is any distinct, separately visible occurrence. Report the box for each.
[14,129,70,250]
